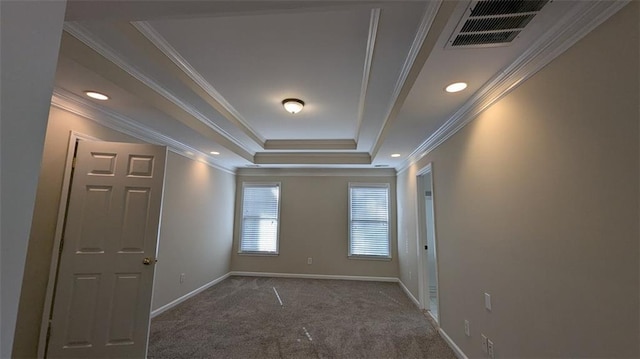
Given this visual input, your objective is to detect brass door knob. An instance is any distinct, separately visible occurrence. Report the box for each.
[143,257,158,265]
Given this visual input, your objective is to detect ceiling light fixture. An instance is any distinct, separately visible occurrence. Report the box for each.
[282,98,305,114]
[84,91,110,100]
[210,151,220,155]
[391,153,401,158]
[445,82,468,93]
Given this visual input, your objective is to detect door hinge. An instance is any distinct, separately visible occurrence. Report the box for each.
[46,321,52,341]
[72,157,77,168]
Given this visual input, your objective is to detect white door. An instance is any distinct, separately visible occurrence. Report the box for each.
[46,141,167,358]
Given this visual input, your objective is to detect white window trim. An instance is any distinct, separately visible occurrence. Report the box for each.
[238,182,281,255]
[348,182,391,260]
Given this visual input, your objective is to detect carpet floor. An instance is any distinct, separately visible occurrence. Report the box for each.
[148,276,456,359]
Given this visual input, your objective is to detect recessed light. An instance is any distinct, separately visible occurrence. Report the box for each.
[84,91,109,100]
[391,153,401,158]
[210,151,220,155]
[282,98,305,114]
[445,82,467,93]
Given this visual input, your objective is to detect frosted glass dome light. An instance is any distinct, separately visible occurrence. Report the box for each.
[282,98,305,114]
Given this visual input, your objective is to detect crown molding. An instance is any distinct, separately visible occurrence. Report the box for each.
[264,139,357,150]
[369,0,447,158]
[132,21,266,146]
[51,88,236,175]
[353,8,380,143]
[63,22,255,157]
[237,167,396,177]
[254,152,371,165]
[397,0,630,174]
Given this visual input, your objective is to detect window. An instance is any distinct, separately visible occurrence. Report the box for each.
[239,183,281,254]
[348,183,390,258]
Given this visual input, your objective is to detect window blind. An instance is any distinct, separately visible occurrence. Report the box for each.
[240,183,280,253]
[349,184,390,257]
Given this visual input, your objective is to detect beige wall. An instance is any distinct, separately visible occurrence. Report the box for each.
[397,2,639,357]
[231,170,398,278]
[0,2,66,356]
[13,107,235,357]
[151,153,235,310]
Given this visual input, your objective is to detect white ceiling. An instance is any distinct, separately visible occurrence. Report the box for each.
[53,0,627,171]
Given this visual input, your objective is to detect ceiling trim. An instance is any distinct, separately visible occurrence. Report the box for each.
[264,139,357,150]
[132,21,266,146]
[60,28,255,162]
[63,22,256,156]
[369,0,450,158]
[237,167,396,177]
[51,88,236,175]
[397,0,630,175]
[254,152,371,165]
[353,8,380,143]
[64,1,390,22]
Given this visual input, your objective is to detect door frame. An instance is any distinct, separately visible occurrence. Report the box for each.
[37,131,100,358]
[415,163,440,324]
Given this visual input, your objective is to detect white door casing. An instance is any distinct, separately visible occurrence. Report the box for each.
[416,163,440,324]
[46,141,167,358]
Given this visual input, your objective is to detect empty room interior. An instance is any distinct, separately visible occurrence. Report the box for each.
[2,0,639,358]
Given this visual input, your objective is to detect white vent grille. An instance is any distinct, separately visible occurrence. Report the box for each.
[447,0,549,48]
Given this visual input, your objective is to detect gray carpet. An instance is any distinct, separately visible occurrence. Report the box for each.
[148,276,456,358]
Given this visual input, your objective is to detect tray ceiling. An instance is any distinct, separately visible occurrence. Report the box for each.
[53,0,628,170]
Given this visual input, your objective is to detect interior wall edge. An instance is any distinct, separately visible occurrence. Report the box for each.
[1,1,67,356]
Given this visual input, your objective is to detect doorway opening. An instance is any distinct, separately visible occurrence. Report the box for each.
[416,163,439,323]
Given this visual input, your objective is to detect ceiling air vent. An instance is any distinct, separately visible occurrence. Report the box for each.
[447,0,549,48]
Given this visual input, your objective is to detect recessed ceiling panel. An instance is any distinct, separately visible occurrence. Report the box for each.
[148,9,372,140]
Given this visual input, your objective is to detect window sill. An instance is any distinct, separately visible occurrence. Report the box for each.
[348,255,392,261]
[237,252,279,257]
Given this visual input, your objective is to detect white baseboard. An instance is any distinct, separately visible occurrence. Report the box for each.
[397,279,420,308]
[439,328,469,359]
[229,271,397,282]
[426,310,439,325]
[151,272,231,318]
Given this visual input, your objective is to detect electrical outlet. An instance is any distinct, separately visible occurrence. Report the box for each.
[481,334,488,353]
[180,273,185,284]
[464,320,470,337]
[409,271,412,280]
[485,292,492,311]
[307,257,312,265]
[488,339,495,359]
